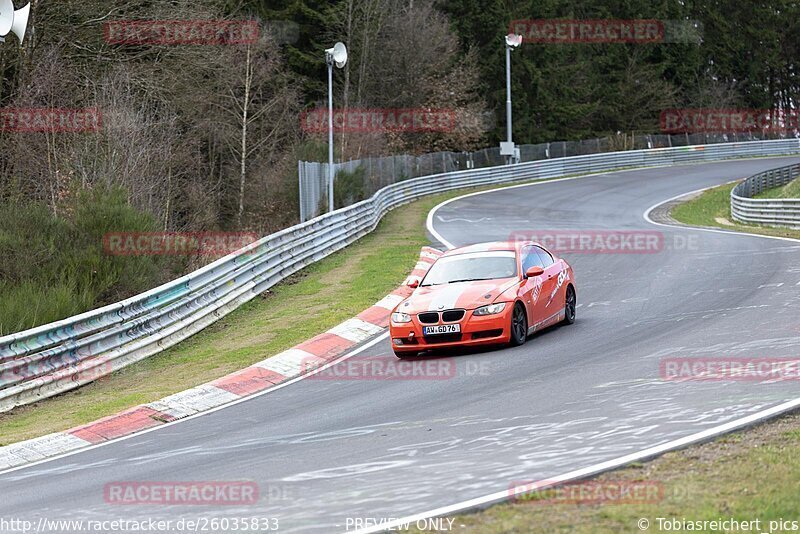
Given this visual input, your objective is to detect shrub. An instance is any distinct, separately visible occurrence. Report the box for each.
[0,185,182,335]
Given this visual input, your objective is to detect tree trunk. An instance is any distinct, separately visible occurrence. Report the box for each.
[237,45,252,228]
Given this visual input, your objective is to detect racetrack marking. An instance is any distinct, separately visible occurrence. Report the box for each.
[328,318,386,344]
[643,185,800,245]
[373,294,405,310]
[355,167,800,534]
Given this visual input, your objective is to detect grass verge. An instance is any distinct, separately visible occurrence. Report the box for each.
[0,178,555,446]
[412,412,800,533]
[670,182,800,240]
[755,177,800,199]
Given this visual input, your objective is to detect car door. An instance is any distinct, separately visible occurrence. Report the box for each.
[534,246,564,322]
[519,245,546,326]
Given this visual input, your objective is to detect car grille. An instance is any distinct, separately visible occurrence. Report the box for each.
[418,310,465,324]
[442,310,465,322]
[418,312,440,324]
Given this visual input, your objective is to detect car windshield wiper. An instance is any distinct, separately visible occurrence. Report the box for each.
[446,278,492,284]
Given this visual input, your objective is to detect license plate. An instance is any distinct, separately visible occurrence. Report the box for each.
[423,324,461,335]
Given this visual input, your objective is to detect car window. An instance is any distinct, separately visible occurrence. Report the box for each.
[521,246,544,272]
[421,251,517,286]
[534,246,555,268]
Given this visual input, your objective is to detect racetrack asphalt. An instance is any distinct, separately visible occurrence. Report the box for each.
[1,157,799,533]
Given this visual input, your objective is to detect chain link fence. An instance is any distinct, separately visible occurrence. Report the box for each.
[299,131,798,221]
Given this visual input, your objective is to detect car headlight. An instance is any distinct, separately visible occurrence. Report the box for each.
[391,312,412,323]
[473,303,507,316]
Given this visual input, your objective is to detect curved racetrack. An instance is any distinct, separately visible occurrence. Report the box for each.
[2,157,800,533]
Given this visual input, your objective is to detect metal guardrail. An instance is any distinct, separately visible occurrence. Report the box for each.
[731,163,800,229]
[1,139,799,412]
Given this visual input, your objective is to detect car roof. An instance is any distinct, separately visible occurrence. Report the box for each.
[442,241,543,257]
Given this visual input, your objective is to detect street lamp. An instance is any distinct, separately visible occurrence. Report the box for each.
[324,42,347,213]
[501,34,522,165]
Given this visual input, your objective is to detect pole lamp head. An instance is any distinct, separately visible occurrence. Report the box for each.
[505,33,522,49]
[0,0,30,44]
[325,42,348,68]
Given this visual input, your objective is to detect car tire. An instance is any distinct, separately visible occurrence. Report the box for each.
[394,350,417,359]
[562,285,576,325]
[510,303,528,346]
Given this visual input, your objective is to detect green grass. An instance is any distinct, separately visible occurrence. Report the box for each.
[755,177,800,199]
[671,182,800,240]
[410,413,800,533]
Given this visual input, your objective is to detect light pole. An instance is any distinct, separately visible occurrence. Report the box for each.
[501,34,522,165]
[324,42,347,213]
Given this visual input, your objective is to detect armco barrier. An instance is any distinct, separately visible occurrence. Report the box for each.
[1,139,799,412]
[731,162,800,228]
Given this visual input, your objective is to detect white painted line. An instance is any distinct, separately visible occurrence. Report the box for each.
[146,385,240,419]
[642,183,800,244]
[353,396,800,534]
[0,433,91,469]
[253,348,318,377]
[0,332,390,476]
[759,283,784,289]
[328,318,385,344]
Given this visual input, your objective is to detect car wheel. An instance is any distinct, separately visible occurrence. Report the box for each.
[562,285,576,325]
[510,303,528,346]
[394,350,417,359]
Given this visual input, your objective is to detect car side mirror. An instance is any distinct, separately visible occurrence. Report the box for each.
[407,278,420,288]
[525,266,544,278]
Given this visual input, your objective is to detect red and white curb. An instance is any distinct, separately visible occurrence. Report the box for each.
[0,247,443,470]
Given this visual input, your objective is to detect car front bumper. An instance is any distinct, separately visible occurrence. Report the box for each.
[389,306,513,353]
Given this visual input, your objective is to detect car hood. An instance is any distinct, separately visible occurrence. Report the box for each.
[399,278,520,314]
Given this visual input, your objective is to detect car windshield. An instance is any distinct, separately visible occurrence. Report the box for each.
[421,251,517,286]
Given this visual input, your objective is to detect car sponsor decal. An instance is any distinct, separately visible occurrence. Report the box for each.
[532,279,542,304]
[546,269,568,308]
